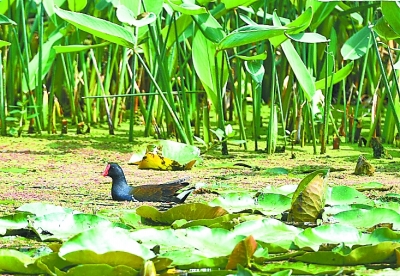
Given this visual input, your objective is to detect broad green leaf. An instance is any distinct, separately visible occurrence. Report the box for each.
[333,208,400,230]
[0,167,28,173]
[294,224,361,251]
[59,264,138,275]
[116,5,156,27]
[17,202,77,217]
[262,184,297,196]
[273,12,316,101]
[59,226,155,268]
[340,25,373,60]
[175,213,244,229]
[309,2,337,31]
[289,169,329,222]
[315,61,354,90]
[271,269,293,276]
[192,29,228,109]
[67,0,87,11]
[376,201,400,214]
[35,252,74,275]
[174,226,243,257]
[270,7,314,47]
[157,140,202,164]
[361,227,400,245]
[53,42,110,53]
[323,204,372,217]
[30,213,114,241]
[0,0,16,14]
[0,14,16,25]
[221,0,259,10]
[117,210,144,229]
[245,60,264,84]
[43,0,68,22]
[353,181,384,191]
[381,1,400,37]
[236,52,267,61]
[161,250,227,267]
[0,249,44,274]
[22,29,65,93]
[326,185,373,206]
[295,242,400,266]
[130,228,192,252]
[136,203,228,224]
[54,6,136,48]
[162,14,193,50]
[217,25,288,50]
[120,0,164,16]
[0,212,29,235]
[286,33,329,44]
[192,12,226,44]
[263,167,289,176]
[209,192,257,213]
[373,17,400,41]
[280,39,316,101]
[257,193,292,215]
[253,261,356,275]
[232,219,302,252]
[166,0,207,15]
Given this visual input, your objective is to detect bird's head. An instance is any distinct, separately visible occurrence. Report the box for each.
[102,163,123,178]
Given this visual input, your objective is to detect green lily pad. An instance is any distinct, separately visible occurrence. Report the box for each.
[136,203,228,224]
[30,213,114,241]
[326,186,373,206]
[35,252,75,275]
[232,218,302,253]
[263,167,289,175]
[0,167,28,173]
[59,226,155,269]
[209,192,257,213]
[294,224,361,251]
[295,241,400,265]
[0,249,44,274]
[0,212,30,235]
[17,202,77,217]
[333,208,400,230]
[253,261,357,275]
[262,184,298,196]
[56,264,138,275]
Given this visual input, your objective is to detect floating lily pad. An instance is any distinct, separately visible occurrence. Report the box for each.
[0,249,44,274]
[59,226,155,269]
[17,202,78,217]
[0,167,28,173]
[326,186,373,206]
[294,224,361,251]
[136,203,228,224]
[0,212,30,235]
[333,208,400,230]
[30,213,114,241]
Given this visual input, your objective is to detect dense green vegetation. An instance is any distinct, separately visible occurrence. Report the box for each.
[0,0,399,153]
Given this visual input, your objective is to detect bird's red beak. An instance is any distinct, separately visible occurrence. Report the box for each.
[102,163,111,176]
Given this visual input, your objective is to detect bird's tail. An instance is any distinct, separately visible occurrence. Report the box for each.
[176,187,195,203]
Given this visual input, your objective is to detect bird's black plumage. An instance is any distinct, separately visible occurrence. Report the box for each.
[102,163,193,203]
